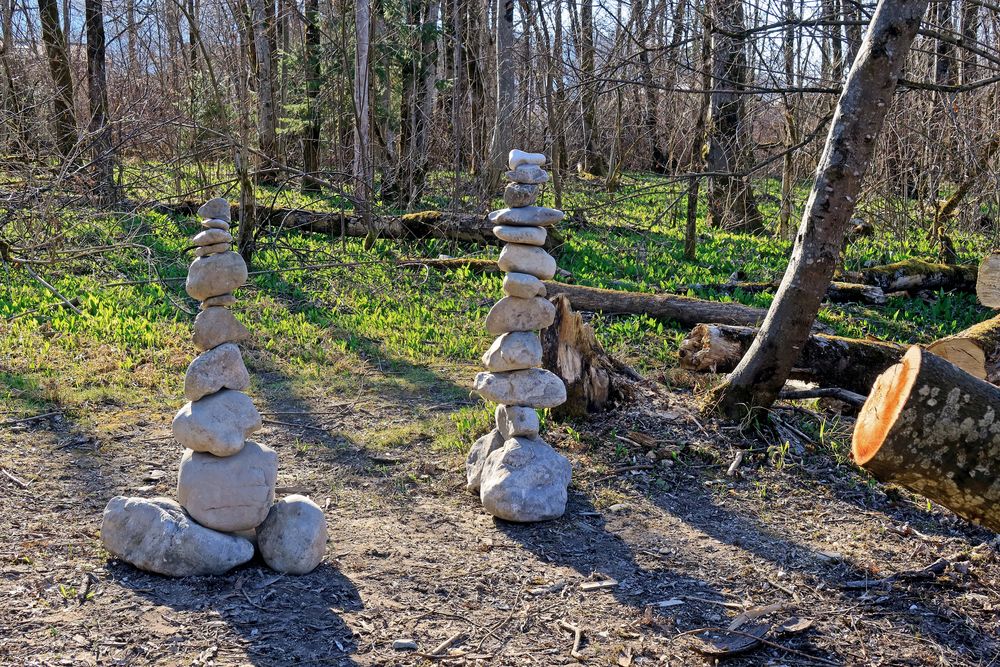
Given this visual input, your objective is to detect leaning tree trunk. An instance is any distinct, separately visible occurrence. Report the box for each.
[852,346,1000,532]
[927,314,1000,384]
[708,0,930,420]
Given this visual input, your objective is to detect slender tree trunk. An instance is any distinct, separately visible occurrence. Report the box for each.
[302,0,322,192]
[39,0,77,162]
[85,0,115,201]
[354,0,374,227]
[578,0,606,176]
[778,0,798,239]
[487,0,515,189]
[959,0,978,84]
[250,0,278,183]
[684,10,713,260]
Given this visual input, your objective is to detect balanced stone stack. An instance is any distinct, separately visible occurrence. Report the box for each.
[466,150,572,522]
[100,198,328,577]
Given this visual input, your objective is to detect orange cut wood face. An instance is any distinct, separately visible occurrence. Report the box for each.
[852,346,921,465]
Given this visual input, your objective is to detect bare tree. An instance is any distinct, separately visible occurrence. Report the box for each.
[39,0,77,161]
[487,0,515,189]
[85,0,115,201]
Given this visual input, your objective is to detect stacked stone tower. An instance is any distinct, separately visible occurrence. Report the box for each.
[466,150,572,522]
[100,199,327,576]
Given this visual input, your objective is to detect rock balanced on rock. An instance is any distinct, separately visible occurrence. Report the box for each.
[467,150,572,523]
[100,198,328,576]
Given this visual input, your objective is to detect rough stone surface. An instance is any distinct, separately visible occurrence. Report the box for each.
[198,198,232,222]
[186,252,248,301]
[503,272,546,298]
[195,242,231,257]
[473,369,567,408]
[184,343,250,401]
[493,225,546,246]
[481,331,543,371]
[496,405,540,439]
[497,244,557,280]
[201,219,230,230]
[479,437,572,522]
[489,206,563,227]
[256,495,328,574]
[172,389,262,457]
[508,149,546,170]
[101,496,253,576]
[485,296,555,335]
[200,294,237,309]
[192,229,233,246]
[503,183,540,208]
[177,440,278,532]
[506,166,549,185]
[193,307,250,351]
[466,429,504,493]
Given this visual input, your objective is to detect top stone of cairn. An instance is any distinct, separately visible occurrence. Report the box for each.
[508,149,546,171]
[198,197,232,223]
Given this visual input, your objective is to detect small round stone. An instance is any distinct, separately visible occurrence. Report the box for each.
[503,183,540,208]
[201,219,231,230]
[200,294,237,309]
[257,495,328,574]
[192,228,233,247]
[198,198,232,222]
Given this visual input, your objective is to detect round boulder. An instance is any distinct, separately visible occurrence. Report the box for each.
[256,495,328,574]
[172,389,261,456]
[186,251,248,302]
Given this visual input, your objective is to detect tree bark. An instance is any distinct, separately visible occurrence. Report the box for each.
[250,0,278,183]
[354,0,374,228]
[977,253,1000,308]
[708,0,930,420]
[85,0,115,202]
[927,314,1000,384]
[39,0,77,161]
[301,0,323,192]
[852,346,1000,532]
[487,0,515,189]
[578,0,606,176]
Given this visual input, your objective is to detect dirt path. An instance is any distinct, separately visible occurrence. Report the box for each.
[2,380,999,666]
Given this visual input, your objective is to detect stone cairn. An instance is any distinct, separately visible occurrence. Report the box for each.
[100,198,328,577]
[466,150,572,522]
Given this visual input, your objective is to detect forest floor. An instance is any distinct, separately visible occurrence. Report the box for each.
[2,172,999,665]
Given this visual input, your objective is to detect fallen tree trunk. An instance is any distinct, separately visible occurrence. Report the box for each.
[678,323,904,394]
[977,253,1000,308]
[846,258,977,293]
[926,314,1000,384]
[683,280,886,305]
[852,346,1000,532]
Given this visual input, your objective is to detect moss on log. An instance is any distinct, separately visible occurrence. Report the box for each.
[852,258,977,293]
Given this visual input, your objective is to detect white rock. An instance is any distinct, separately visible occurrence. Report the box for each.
[192,228,233,246]
[479,437,571,522]
[504,182,540,208]
[489,206,563,227]
[493,225,546,246]
[101,496,254,576]
[508,149,546,170]
[485,296,555,335]
[466,428,504,493]
[473,369,567,408]
[503,272,547,298]
[172,389,262,457]
[200,294,237,309]
[198,198,231,222]
[193,307,250,352]
[498,244,557,280]
[496,405,540,439]
[506,166,549,184]
[194,242,231,257]
[184,343,250,401]
[177,441,278,532]
[186,252,248,301]
[201,219,230,230]
[481,331,543,371]
[256,495,328,575]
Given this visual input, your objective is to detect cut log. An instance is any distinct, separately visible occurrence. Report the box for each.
[926,314,1000,384]
[681,281,886,306]
[849,258,977,293]
[852,346,1000,532]
[678,324,905,394]
[977,253,1000,308]
[540,295,640,419]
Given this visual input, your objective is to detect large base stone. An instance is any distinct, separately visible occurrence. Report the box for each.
[177,441,278,532]
[465,428,504,493]
[256,495,328,574]
[101,496,254,576]
[479,437,571,522]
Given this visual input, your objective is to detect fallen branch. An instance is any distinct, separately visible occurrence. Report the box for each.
[557,620,585,661]
[680,280,887,305]
[778,387,867,406]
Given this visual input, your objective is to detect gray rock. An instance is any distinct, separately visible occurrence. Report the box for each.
[177,441,278,532]
[392,639,418,651]
[192,229,233,246]
[497,244,557,280]
[101,496,254,576]
[193,307,250,352]
[485,296,555,335]
[201,219,230,230]
[198,198,232,222]
[503,182,540,208]
[200,294,237,309]
[466,428,504,493]
[508,149,547,170]
[481,331,543,372]
[256,494,328,574]
[194,242,232,257]
[503,272,546,298]
[479,437,572,522]
[496,405,540,439]
[506,166,549,185]
[184,343,250,401]
[488,206,564,227]
[473,369,567,408]
[186,252,248,301]
[493,225,546,246]
[172,389,262,457]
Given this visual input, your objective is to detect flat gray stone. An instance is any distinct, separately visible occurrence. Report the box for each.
[485,296,555,335]
[201,219,230,230]
[506,166,549,184]
[194,242,231,257]
[186,252,248,301]
[479,437,571,522]
[466,428,504,493]
[503,272,546,298]
[200,294,237,309]
[496,405,540,439]
[184,343,250,401]
[508,149,546,170]
[497,244,557,280]
[493,225,546,246]
[172,389,262,457]
[192,229,233,247]
[256,494,328,574]
[177,440,278,532]
[198,198,232,222]
[473,369,567,408]
[488,206,563,227]
[482,331,543,372]
[504,183,540,208]
[193,307,250,351]
[101,496,254,576]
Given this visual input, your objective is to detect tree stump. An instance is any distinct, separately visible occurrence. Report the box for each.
[852,346,1000,532]
[977,253,1000,308]
[927,314,1000,384]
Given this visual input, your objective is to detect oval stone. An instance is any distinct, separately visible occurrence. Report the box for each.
[193,307,250,351]
[485,296,555,335]
[195,242,231,257]
[506,165,549,184]
[473,368,567,408]
[488,206,564,227]
[186,251,248,301]
[184,343,250,401]
[172,389,262,457]
[503,272,546,298]
[198,197,232,222]
[493,225,546,246]
[496,405,540,439]
[504,182,540,208]
[482,331,543,371]
[201,219,231,230]
[498,244,556,280]
[256,495,328,575]
[192,228,233,246]
[200,293,237,309]
[508,149,546,170]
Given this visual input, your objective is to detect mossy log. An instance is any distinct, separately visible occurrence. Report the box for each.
[678,323,905,394]
[927,314,1000,384]
[976,253,1000,308]
[852,346,1000,532]
[848,258,977,293]
[681,280,886,305]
